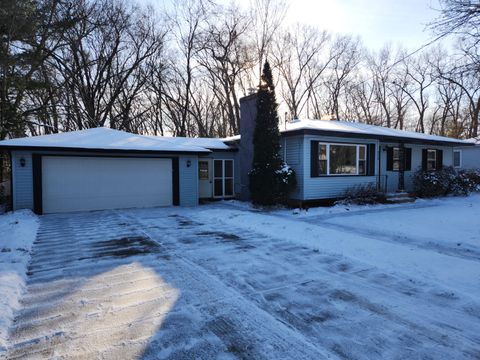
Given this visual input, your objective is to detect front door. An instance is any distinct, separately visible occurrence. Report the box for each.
[213,159,234,198]
[199,159,212,198]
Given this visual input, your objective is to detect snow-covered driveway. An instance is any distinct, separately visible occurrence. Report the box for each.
[6,197,480,359]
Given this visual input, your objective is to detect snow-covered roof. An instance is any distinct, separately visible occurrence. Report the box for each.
[222,135,241,142]
[0,127,212,153]
[283,119,472,145]
[145,135,232,150]
[465,137,480,145]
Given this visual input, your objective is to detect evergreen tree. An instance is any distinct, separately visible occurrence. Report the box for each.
[249,61,285,205]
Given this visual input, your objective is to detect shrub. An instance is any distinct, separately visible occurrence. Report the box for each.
[413,167,453,197]
[337,184,385,205]
[459,169,480,193]
[276,163,297,203]
[413,166,480,198]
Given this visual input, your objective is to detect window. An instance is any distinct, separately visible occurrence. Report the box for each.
[213,159,234,198]
[427,149,437,171]
[318,144,327,174]
[453,150,462,168]
[392,148,400,171]
[198,161,209,180]
[387,147,412,171]
[313,142,368,176]
[358,145,366,175]
[330,145,357,174]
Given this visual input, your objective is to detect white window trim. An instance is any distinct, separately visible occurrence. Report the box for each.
[453,149,462,168]
[316,142,367,176]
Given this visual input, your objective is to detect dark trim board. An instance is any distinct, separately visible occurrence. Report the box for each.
[8,151,14,212]
[31,154,181,215]
[0,145,210,155]
[282,128,472,146]
[172,158,180,206]
[32,154,42,215]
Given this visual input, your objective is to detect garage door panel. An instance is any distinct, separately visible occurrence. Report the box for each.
[42,157,173,213]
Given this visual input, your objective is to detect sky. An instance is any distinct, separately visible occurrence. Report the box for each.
[281,0,442,51]
[146,0,444,52]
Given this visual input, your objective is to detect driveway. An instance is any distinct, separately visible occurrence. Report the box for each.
[6,202,480,359]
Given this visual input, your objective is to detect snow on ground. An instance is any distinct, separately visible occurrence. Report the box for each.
[193,197,480,299]
[4,196,480,359]
[0,210,38,353]
[322,194,480,253]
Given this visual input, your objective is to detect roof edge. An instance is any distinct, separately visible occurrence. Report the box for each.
[0,145,211,155]
[281,128,474,146]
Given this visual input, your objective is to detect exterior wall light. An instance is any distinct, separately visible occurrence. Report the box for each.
[20,158,26,167]
[186,159,191,167]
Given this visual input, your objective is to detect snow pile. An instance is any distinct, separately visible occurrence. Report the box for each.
[0,210,38,352]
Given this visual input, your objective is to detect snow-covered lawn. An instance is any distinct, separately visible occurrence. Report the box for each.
[0,210,38,352]
[3,195,480,359]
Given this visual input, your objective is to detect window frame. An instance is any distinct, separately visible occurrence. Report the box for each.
[453,149,462,168]
[198,160,209,180]
[427,149,437,171]
[313,142,368,177]
[392,147,401,171]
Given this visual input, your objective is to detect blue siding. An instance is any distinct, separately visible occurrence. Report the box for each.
[381,143,454,193]
[179,155,199,206]
[302,136,379,200]
[12,151,33,210]
[283,136,304,200]
[456,146,480,169]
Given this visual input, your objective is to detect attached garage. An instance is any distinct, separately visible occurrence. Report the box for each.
[0,127,213,213]
[40,156,173,214]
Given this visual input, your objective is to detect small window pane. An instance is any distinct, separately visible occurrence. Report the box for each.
[454,151,461,167]
[427,150,437,170]
[330,145,357,174]
[318,144,327,174]
[214,179,223,196]
[199,161,209,180]
[224,160,233,178]
[359,160,366,175]
[359,146,366,160]
[392,147,400,170]
[214,160,223,177]
[224,179,233,196]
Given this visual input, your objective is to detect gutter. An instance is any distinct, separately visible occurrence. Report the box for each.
[0,145,212,155]
[281,129,474,147]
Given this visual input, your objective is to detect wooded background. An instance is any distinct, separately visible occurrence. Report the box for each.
[1,0,479,140]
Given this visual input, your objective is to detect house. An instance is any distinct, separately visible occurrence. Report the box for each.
[0,128,238,214]
[0,94,473,214]
[238,94,473,203]
[454,137,480,170]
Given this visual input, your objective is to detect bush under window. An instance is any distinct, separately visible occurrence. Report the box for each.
[413,167,480,198]
[337,184,385,205]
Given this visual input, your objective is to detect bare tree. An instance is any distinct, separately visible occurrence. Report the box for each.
[272,24,330,120]
[324,35,363,120]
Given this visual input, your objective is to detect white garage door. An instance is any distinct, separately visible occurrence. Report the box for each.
[42,156,173,213]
